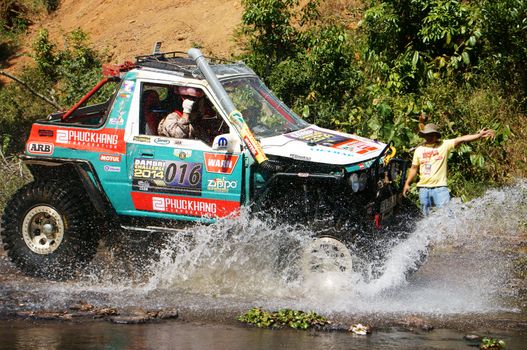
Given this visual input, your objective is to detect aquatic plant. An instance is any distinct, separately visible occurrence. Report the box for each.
[237,307,329,330]
[480,337,506,350]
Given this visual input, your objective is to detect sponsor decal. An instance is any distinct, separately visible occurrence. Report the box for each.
[56,129,119,146]
[289,153,311,161]
[243,136,259,157]
[108,115,125,126]
[207,177,238,193]
[286,127,349,147]
[217,136,228,149]
[137,180,150,191]
[133,135,151,143]
[122,80,135,94]
[204,153,240,174]
[27,126,125,153]
[131,192,240,218]
[26,142,54,155]
[154,137,170,145]
[132,158,202,196]
[174,148,192,160]
[287,128,380,155]
[103,165,121,172]
[312,147,354,157]
[99,154,121,163]
[336,139,379,155]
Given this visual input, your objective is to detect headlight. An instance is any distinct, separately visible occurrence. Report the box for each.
[348,172,368,192]
[359,172,368,191]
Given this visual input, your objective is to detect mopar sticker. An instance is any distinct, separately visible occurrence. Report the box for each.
[216,136,228,149]
[27,142,54,155]
[132,158,202,196]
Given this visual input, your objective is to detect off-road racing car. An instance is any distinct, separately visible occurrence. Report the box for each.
[0,48,408,280]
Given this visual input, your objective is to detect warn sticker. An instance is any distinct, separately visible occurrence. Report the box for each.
[27,142,54,155]
[204,153,239,174]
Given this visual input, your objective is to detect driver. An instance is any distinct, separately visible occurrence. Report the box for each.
[158,86,204,139]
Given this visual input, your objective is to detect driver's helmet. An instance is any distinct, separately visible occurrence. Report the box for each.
[177,86,204,100]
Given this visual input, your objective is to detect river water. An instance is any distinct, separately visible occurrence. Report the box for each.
[1,182,527,349]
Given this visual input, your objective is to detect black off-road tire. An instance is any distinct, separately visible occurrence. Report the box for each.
[0,180,99,280]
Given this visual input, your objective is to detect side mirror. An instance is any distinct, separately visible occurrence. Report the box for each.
[212,133,241,153]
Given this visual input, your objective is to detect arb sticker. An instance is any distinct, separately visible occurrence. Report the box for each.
[26,142,54,155]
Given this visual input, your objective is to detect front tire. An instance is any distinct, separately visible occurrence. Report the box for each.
[1,181,99,280]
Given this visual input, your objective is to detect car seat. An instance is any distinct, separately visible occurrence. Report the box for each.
[143,90,161,135]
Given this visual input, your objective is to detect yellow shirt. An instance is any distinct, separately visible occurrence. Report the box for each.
[412,139,456,187]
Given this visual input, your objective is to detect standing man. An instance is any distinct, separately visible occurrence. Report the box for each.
[403,123,495,215]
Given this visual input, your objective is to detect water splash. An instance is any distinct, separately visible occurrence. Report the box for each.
[10,182,526,315]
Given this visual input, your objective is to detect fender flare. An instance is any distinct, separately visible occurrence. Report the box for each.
[20,155,117,219]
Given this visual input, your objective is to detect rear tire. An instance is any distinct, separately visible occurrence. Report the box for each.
[0,181,99,280]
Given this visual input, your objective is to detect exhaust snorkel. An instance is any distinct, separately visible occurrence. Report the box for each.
[188,48,282,172]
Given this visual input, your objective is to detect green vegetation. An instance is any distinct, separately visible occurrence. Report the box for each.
[237,0,527,200]
[237,307,329,329]
[0,0,525,209]
[480,337,507,350]
[0,1,111,210]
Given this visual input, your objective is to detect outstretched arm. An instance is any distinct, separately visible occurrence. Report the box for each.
[454,128,495,147]
[403,164,419,197]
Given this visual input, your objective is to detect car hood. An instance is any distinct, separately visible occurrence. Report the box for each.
[260,125,386,166]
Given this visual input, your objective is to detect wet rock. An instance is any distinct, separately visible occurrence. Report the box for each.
[397,316,434,331]
[15,310,68,320]
[69,301,94,312]
[110,315,150,324]
[349,323,372,335]
[464,334,482,341]
[156,308,179,320]
[96,307,119,317]
[110,307,151,324]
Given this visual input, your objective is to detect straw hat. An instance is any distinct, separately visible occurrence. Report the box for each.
[419,123,441,137]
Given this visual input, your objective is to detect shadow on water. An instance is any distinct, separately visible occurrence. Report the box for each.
[1,181,527,348]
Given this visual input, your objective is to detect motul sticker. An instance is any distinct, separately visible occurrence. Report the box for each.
[131,192,239,218]
[204,153,239,174]
[99,154,121,162]
[243,136,259,157]
[26,142,54,155]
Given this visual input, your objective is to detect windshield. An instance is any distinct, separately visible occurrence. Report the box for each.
[221,77,310,137]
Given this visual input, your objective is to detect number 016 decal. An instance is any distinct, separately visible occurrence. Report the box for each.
[132,158,203,196]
